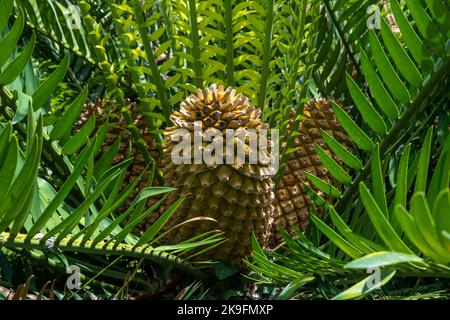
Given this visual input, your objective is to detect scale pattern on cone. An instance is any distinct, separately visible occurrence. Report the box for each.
[273,98,351,233]
[161,84,275,267]
[76,98,161,220]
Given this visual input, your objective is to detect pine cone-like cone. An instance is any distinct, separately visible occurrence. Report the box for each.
[272,98,351,235]
[161,84,275,267]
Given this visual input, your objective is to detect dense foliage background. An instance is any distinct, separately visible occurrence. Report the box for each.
[0,0,449,300]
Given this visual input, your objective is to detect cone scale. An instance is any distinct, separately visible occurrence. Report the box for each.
[272,98,351,234]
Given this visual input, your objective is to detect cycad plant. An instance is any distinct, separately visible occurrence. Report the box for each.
[0,0,449,300]
[246,0,450,299]
[0,0,223,299]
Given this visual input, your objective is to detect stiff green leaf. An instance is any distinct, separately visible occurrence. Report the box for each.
[0,8,25,68]
[346,74,387,134]
[251,232,267,258]
[368,30,410,103]
[380,17,423,87]
[26,104,36,156]
[425,0,450,39]
[10,182,36,236]
[395,204,444,263]
[128,187,176,209]
[345,251,423,269]
[26,142,95,239]
[79,184,168,245]
[92,121,109,157]
[0,33,35,86]
[12,91,32,124]
[74,169,129,243]
[311,213,363,259]
[394,144,410,210]
[32,55,69,111]
[405,0,443,54]
[0,128,41,231]
[62,116,95,155]
[110,196,167,246]
[410,192,450,261]
[91,206,134,247]
[331,101,374,151]
[433,189,450,242]
[0,134,18,201]
[423,0,450,38]
[332,270,396,300]
[45,169,122,243]
[321,130,362,170]
[0,0,14,34]
[428,134,450,203]
[9,117,43,235]
[359,182,413,254]
[315,144,352,184]
[0,122,12,167]
[276,275,315,300]
[414,127,433,193]
[441,231,450,252]
[389,0,432,69]
[303,183,327,207]
[252,238,302,278]
[136,198,185,246]
[328,206,377,255]
[93,137,120,180]
[50,87,88,141]
[371,144,388,216]
[360,49,399,119]
[304,172,340,198]
[155,232,224,253]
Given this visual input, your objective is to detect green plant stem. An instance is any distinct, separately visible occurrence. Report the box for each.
[224,0,234,86]
[274,1,314,185]
[0,232,212,282]
[187,0,203,88]
[258,0,275,113]
[131,0,171,121]
[80,2,164,184]
[323,0,362,78]
[107,2,166,156]
[160,0,177,63]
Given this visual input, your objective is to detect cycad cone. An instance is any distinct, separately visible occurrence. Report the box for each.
[161,84,275,267]
[78,95,350,265]
[273,98,351,233]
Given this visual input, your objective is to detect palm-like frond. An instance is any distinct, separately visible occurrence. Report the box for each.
[1,0,449,300]
[313,0,380,98]
[0,2,223,289]
[247,0,450,299]
[248,131,450,298]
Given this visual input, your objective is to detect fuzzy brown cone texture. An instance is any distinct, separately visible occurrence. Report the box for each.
[159,84,275,267]
[272,98,351,238]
